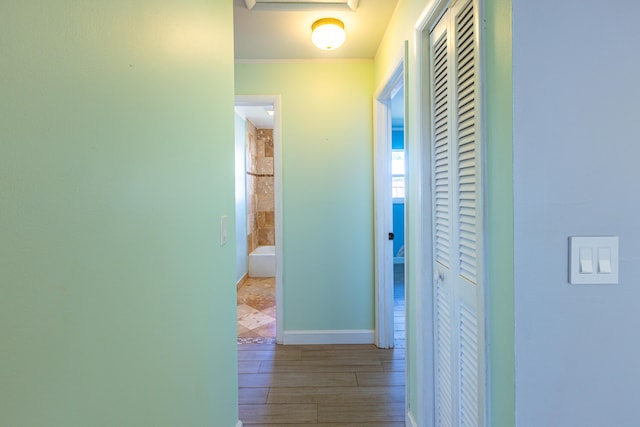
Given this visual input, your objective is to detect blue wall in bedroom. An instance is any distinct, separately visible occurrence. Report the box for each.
[392,129,404,259]
[393,202,405,258]
[392,130,404,149]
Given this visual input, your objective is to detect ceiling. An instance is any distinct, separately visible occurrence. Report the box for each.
[235,105,275,129]
[233,0,400,60]
[233,0,402,130]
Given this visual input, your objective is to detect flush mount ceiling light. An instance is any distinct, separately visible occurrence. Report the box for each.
[311,18,346,51]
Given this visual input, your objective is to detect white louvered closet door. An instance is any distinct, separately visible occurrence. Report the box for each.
[430,14,455,427]
[429,0,484,426]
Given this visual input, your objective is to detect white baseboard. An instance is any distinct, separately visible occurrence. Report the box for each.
[282,329,375,345]
[236,273,247,287]
[407,410,418,427]
[236,420,243,427]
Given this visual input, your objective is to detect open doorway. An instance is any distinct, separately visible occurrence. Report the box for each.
[390,85,406,349]
[374,56,406,349]
[234,95,283,344]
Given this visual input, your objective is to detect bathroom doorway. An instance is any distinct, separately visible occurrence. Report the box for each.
[234,95,283,344]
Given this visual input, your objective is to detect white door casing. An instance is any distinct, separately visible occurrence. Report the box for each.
[374,58,405,349]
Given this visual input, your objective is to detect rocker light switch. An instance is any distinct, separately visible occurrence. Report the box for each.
[569,236,619,285]
[579,247,593,274]
[598,247,612,273]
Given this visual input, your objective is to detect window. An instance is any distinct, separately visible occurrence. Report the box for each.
[392,149,405,199]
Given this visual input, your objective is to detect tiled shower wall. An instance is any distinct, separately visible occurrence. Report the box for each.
[246,120,274,255]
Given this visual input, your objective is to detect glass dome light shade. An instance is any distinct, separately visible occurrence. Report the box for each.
[311,18,346,51]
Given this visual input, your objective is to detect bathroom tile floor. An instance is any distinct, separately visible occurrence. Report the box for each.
[237,265,406,347]
[237,276,276,343]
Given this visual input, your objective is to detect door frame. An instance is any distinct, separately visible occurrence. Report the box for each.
[403,2,451,426]
[235,94,283,343]
[373,60,404,349]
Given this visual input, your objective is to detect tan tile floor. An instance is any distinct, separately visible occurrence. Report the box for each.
[237,264,406,347]
[237,276,276,342]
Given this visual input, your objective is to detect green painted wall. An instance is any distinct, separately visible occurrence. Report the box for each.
[235,61,375,332]
[0,2,238,426]
[373,0,514,425]
[484,0,514,425]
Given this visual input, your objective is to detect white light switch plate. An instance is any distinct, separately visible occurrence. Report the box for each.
[569,236,619,284]
[220,216,228,246]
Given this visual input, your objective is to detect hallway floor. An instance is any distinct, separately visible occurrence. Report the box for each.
[238,342,405,425]
[237,268,407,425]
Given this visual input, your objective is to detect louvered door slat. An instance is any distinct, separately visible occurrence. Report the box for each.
[458,73,475,91]
[459,303,479,427]
[432,30,451,269]
[456,0,477,286]
[454,0,481,424]
[456,1,475,32]
[457,54,474,76]
[458,98,474,116]
[431,18,454,427]
[437,282,453,427]
[458,145,475,159]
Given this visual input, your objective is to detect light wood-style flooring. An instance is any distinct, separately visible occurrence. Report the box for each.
[238,264,406,425]
[238,342,406,426]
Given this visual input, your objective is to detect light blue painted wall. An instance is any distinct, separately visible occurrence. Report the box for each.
[513,1,640,425]
[236,61,375,332]
[0,2,238,426]
[235,113,248,283]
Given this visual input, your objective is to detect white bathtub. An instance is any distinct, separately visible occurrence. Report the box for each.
[249,245,276,277]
